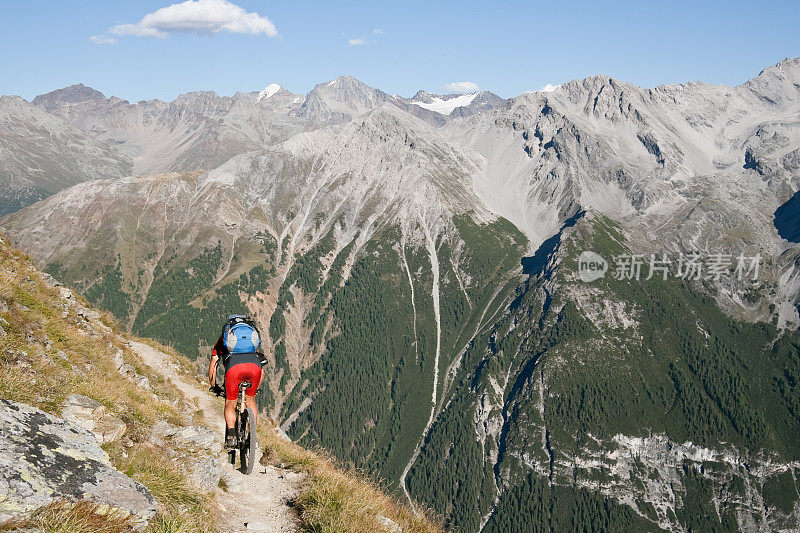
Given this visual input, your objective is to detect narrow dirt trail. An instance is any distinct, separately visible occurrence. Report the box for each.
[129,341,304,532]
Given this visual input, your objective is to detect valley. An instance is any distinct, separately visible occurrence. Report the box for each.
[2,57,800,531]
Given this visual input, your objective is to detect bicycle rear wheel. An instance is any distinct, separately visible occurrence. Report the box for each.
[239,407,257,474]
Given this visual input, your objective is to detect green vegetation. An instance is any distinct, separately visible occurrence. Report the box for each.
[485,472,662,532]
[132,243,274,358]
[288,226,434,483]
[287,217,528,493]
[270,229,337,384]
[404,214,800,530]
[84,259,131,319]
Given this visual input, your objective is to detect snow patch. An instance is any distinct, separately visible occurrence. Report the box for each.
[412,93,479,115]
[538,83,561,93]
[258,83,282,100]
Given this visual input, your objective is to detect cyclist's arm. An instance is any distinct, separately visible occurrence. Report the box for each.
[209,336,227,387]
[209,354,219,387]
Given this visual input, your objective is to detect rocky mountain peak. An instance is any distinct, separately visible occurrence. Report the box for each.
[292,75,389,123]
[758,56,800,78]
[33,83,107,108]
[172,90,230,109]
[743,56,800,108]
[0,94,32,110]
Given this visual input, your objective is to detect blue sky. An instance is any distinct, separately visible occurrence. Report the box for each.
[1,0,798,102]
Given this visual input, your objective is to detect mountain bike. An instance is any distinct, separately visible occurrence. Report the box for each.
[229,380,258,474]
[212,380,258,474]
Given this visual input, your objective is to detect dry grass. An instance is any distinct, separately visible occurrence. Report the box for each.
[0,500,134,533]
[108,444,217,533]
[0,235,214,532]
[258,426,442,533]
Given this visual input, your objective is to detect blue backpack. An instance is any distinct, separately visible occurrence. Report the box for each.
[222,315,261,354]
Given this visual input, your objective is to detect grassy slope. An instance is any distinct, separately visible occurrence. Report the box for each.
[0,233,440,533]
[0,236,216,532]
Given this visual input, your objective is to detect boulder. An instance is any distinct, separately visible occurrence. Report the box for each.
[377,515,403,532]
[118,363,152,391]
[113,349,125,370]
[150,420,181,441]
[148,422,224,492]
[39,272,61,287]
[174,424,219,450]
[76,306,100,320]
[0,399,156,526]
[61,394,126,445]
[131,373,151,391]
[184,454,226,493]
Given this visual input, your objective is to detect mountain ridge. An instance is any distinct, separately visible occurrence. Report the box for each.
[2,57,800,532]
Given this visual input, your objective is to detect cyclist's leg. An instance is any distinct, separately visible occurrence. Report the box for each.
[224,364,246,429]
[224,399,237,428]
[242,363,262,425]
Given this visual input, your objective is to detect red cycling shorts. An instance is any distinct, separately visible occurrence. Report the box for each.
[225,363,262,399]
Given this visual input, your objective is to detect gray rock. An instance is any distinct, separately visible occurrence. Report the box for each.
[147,422,223,492]
[0,399,155,526]
[183,454,226,493]
[76,307,100,320]
[150,420,181,439]
[377,515,402,532]
[113,349,125,370]
[118,362,152,391]
[39,272,61,287]
[174,425,218,450]
[61,394,126,445]
[131,373,151,391]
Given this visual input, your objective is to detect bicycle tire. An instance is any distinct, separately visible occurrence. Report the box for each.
[239,407,257,475]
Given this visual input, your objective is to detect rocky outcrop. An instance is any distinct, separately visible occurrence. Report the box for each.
[0,399,156,526]
[61,394,127,445]
[149,420,226,492]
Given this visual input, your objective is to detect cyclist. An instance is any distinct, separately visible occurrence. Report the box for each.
[208,315,265,448]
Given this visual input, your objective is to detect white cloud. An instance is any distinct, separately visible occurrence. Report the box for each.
[348,37,368,46]
[443,81,480,94]
[373,29,384,34]
[89,35,116,45]
[110,0,277,38]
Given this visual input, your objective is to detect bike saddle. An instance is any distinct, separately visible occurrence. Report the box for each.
[239,381,252,388]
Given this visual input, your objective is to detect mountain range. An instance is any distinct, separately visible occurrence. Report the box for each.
[1,58,799,531]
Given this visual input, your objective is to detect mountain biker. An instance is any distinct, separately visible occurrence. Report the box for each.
[208,315,266,448]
